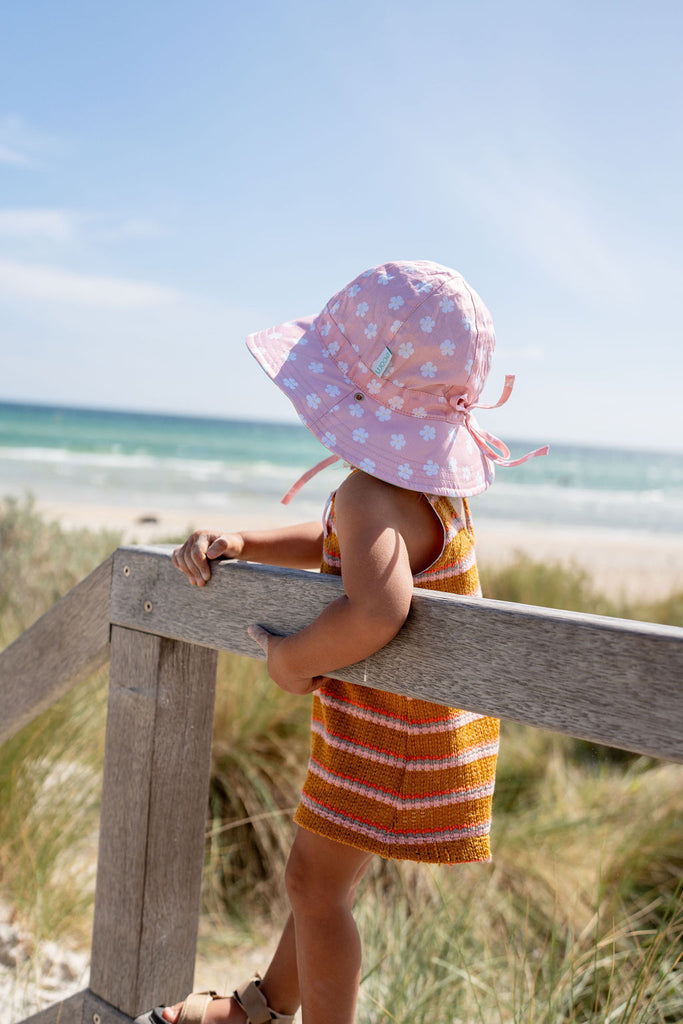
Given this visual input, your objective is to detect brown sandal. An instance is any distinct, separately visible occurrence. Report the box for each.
[134,990,221,1024]
[134,977,295,1024]
[233,975,296,1023]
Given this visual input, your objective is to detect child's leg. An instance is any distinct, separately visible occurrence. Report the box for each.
[162,829,371,1024]
[281,827,374,1024]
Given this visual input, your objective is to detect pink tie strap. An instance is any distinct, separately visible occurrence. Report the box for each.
[281,454,340,505]
[451,375,550,468]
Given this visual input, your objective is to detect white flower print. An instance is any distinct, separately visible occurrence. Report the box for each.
[440,338,455,356]
[411,406,427,418]
[337,323,346,336]
[423,460,439,477]
[420,316,435,333]
[398,341,414,359]
[323,431,337,447]
[464,358,473,374]
[388,295,404,311]
[330,301,341,315]
[319,323,331,337]
[347,284,361,297]
[417,282,432,293]
[462,465,471,481]
[356,301,369,318]
[375,406,391,422]
[308,362,323,373]
[388,395,404,411]
[367,378,383,395]
[286,352,297,361]
[420,424,436,441]
[325,384,341,398]
[348,402,364,418]
[306,393,321,410]
[283,378,298,389]
[359,457,376,473]
[398,463,413,481]
[377,273,393,285]
[390,433,406,450]
[439,297,455,313]
[364,323,378,340]
[462,314,474,332]
[327,340,340,356]
[358,361,370,374]
[390,320,402,334]
[352,427,369,444]
[392,379,405,388]
[420,361,437,378]
[338,361,349,374]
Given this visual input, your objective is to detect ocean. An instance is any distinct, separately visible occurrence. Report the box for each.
[1,400,682,537]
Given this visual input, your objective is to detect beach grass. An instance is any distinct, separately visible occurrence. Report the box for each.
[1,497,682,1021]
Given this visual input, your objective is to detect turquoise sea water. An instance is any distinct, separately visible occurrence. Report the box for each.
[1,400,682,535]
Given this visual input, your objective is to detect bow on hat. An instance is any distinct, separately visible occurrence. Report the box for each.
[450,374,549,468]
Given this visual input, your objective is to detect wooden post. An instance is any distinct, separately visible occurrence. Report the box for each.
[89,625,218,1018]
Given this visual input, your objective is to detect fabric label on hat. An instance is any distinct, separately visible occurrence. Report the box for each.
[371,346,393,377]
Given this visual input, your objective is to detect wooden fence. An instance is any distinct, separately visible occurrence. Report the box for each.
[1,543,682,1024]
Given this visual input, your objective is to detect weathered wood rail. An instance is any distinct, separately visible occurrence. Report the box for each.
[1,543,682,1024]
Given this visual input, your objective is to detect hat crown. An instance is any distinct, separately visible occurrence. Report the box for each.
[317,260,496,408]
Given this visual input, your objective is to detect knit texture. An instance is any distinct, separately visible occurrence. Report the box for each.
[293,488,499,864]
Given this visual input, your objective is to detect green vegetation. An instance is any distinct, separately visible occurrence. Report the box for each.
[1,496,681,1022]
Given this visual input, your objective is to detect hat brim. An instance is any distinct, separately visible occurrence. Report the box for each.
[246,316,493,497]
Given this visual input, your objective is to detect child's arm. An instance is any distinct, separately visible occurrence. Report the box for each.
[172,521,324,585]
[250,474,419,694]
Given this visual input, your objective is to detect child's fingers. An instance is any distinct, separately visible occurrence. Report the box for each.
[206,536,229,558]
[247,623,272,653]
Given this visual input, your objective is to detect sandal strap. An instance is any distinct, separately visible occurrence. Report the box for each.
[234,976,295,1024]
[177,991,218,1024]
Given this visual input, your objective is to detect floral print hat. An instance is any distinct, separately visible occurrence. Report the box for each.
[247,260,548,503]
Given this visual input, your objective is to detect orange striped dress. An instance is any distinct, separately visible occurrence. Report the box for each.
[293,486,500,864]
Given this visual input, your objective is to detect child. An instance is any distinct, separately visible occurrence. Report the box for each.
[138,260,547,1024]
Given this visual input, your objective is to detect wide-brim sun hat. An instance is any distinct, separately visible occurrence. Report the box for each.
[247,260,547,503]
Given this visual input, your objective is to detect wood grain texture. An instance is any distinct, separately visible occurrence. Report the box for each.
[110,545,683,762]
[15,990,86,1024]
[89,625,217,1018]
[0,555,114,746]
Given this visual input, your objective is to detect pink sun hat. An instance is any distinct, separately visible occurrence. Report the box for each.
[247,260,548,503]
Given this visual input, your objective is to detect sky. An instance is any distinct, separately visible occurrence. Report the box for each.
[0,0,681,453]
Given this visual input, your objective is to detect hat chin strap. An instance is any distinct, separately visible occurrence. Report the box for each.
[452,374,550,467]
[280,375,549,504]
[281,454,340,505]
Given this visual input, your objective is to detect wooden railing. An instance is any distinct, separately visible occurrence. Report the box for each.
[1,544,682,1024]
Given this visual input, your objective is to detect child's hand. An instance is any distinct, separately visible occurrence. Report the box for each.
[172,530,244,586]
[247,624,325,695]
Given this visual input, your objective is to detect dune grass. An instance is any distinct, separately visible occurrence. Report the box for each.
[1,496,682,1021]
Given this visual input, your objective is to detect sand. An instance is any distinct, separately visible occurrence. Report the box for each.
[36,497,683,602]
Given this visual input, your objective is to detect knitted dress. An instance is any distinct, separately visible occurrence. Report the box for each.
[293,487,500,865]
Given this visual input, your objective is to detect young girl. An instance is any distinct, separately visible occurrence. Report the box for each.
[138,260,547,1024]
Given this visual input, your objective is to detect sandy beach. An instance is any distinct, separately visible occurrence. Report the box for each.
[35,497,683,603]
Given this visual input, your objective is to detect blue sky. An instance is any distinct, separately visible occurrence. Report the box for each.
[1,0,681,452]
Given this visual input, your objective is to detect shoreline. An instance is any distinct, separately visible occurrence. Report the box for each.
[32,498,683,602]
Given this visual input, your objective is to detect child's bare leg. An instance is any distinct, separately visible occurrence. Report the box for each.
[283,827,373,1024]
[162,830,371,1024]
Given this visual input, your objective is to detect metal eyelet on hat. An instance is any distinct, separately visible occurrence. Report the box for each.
[354,392,364,401]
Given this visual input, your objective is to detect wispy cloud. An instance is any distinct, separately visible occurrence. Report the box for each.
[0,144,32,167]
[0,209,76,241]
[0,259,180,308]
